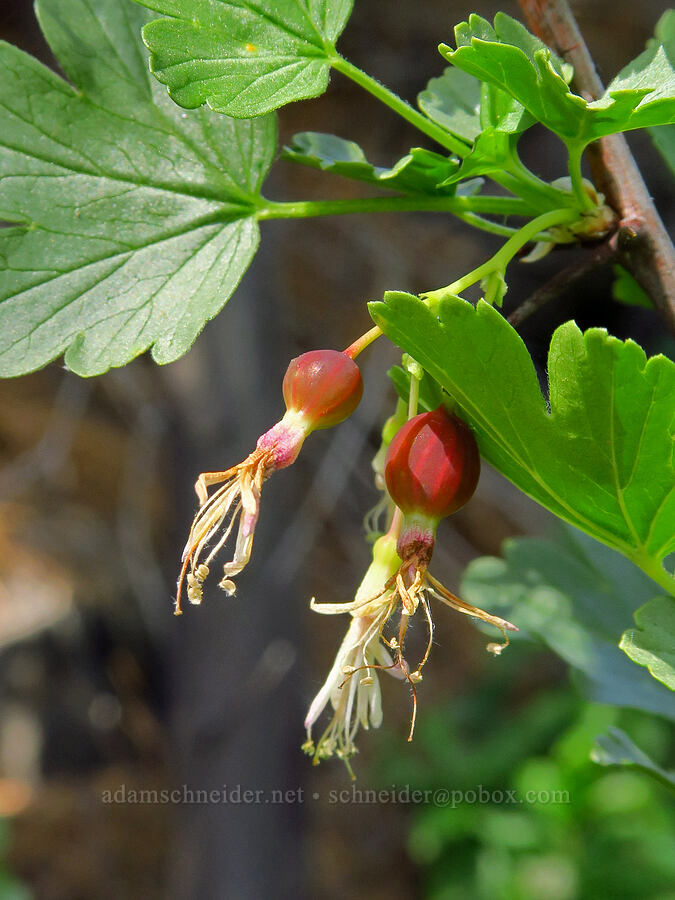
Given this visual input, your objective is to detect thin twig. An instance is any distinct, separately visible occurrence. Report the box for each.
[517,0,675,334]
[507,236,619,328]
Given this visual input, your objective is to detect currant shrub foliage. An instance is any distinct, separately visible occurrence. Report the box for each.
[0,0,277,376]
[0,1,673,664]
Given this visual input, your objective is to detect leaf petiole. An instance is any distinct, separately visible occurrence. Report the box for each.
[331,56,472,158]
[257,195,561,238]
[257,195,535,219]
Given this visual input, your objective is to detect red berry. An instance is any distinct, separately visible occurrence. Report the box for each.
[384,407,480,522]
[282,350,363,431]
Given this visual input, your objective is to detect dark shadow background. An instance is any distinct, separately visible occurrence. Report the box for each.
[0,1,671,898]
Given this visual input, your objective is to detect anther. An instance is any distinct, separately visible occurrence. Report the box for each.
[187,585,203,605]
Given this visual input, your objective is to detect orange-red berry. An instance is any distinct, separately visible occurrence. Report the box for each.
[282,350,363,430]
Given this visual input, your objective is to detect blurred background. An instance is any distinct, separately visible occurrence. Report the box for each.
[0,1,673,898]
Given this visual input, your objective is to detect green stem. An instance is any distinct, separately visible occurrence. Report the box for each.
[424,207,579,300]
[258,195,534,220]
[566,141,595,211]
[331,56,472,158]
[450,213,523,239]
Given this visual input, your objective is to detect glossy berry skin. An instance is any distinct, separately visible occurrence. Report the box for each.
[385,407,480,521]
[282,350,363,431]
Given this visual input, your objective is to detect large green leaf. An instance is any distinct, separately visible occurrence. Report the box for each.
[461,528,674,720]
[283,132,460,195]
[441,13,675,146]
[369,292,675,578]
[620,597,675,690]
[135,0,353,117]
[418,65,533,145]
[592,727,675,790]
[478,80,535,134]
[0,0,276,377]
[418,62,536,187]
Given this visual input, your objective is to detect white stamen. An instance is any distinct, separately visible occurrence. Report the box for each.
[219,578,237,595]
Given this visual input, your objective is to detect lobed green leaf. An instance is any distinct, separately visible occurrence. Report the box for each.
[438,128,518,185]
[369,292,675,574]
[0,0,276,376]
[461,528,674,720]
[441,12,675,146]
[417,68,483,143]
[283,132,460,195]
[418,56,537,188]
[592,727,675,789]
[134,0,353,117]
[418,65,533,146]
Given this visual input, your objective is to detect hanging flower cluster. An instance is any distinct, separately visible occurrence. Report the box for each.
[176,349,362,613]
[302,532,405,774]
[382,407,517,667]
[175,333,517,773]
[302,406,517,771]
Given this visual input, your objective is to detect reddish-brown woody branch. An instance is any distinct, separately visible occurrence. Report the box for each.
[508,238,620,328]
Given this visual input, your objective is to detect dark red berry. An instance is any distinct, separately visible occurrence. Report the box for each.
[282,350,363,430]
[384,407,480,522]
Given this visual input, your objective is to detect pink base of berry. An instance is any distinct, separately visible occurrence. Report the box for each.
[396,514,437,568]
[256,414,309,471]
